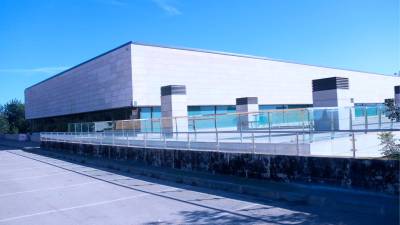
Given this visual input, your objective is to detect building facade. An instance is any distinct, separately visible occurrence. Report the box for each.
[25,42,399,131]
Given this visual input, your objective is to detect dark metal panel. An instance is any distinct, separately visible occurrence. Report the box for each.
[161,85,186,96]
[236,97,258,105]
[312,77,349,92]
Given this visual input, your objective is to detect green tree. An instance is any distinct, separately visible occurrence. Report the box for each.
[3,99,29,134]
[0,105,9,133]
[378,132,400,160]
[384,99,400,122]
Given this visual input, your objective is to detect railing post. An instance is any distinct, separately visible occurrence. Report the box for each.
[174,117,178,140]
[302,110,305,142]
[251,132,255,154]
[364,107,368,134]
[133,120,136,137]
[351,132,356,158]
[159,118,162,139]
[112,132,115,145]
[214,114,218,132]
[121,120,125,138]
[296,132,299,156]
[193,119,197,141]
[268,111,272,143]
[330,110,334,139]
[349,107,353,131]
[378,107,382,129]
[308,109,313,143]
[163,132,167,149]
[238,114,243,143]
[216,129,219,151]
[126,130,129,147]
[144,130,147,148]
[187,132,190,150]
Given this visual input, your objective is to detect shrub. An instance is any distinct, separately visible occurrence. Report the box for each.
[378,132,400,160]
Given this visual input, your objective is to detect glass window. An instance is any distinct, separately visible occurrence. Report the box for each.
[188,106,215,116]
[216,106,236,128]
[139,107,152,132]
[152,107,161,118]
[259,105,280,110]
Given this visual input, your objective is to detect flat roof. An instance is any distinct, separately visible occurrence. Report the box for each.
[26,41,397,90]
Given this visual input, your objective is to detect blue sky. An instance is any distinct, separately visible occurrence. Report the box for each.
[0,0,399,105]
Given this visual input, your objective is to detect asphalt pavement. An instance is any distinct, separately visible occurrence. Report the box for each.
[0,143,397,225]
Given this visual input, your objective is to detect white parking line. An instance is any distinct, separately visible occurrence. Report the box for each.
[204,202,270,221]
[0,171,71,182]
[0,181,100,197]
[0,187,180,223]
[0,166,53,174]
[234,203,263,212]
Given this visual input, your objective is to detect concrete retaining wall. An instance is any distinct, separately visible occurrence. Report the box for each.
[29,133,41,142]
[0,134,29,141]
[0,133,41,142]
[41,141,399,195]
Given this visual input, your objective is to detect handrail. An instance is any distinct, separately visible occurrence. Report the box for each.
[66,105,394,133]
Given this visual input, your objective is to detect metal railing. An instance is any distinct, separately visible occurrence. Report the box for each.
[41,106,400,158]
[67,106,397,134]
[41,128,400,158]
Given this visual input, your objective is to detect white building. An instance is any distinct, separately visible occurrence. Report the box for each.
[24,42,399,131]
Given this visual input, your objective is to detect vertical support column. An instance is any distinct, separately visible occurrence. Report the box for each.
[312,77,353,131]
[236,97,259,130]
[395,86,400,106]
[161,85,188,137]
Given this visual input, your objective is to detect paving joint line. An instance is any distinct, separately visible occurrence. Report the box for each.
[5,150,272,223]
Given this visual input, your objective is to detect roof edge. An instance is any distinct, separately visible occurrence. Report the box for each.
[26,40,398,92]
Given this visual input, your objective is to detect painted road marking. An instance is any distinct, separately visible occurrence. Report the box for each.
[0,181,100,198]
[0,171,71,182]
[0,166,54,174]
[0,187,180,223]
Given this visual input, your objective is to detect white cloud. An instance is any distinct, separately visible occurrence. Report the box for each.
[152,0,182,16]
[0,66,70,75]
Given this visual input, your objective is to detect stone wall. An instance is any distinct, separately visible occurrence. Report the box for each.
[41,141,399,195]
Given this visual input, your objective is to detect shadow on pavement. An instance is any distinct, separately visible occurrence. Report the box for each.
[0,140,398,225]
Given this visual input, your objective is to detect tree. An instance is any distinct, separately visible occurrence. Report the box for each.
[384,99,400,122]
[378,132,400,160]
[3,99,29,134]
[0,105,9,133]
[376,99,400,159]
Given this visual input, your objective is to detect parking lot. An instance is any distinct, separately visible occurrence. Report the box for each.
[0,144,395,225]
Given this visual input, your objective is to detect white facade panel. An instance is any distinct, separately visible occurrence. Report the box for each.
[131,44,398,107]
[25,42,399,120]
[25,44,133,119]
